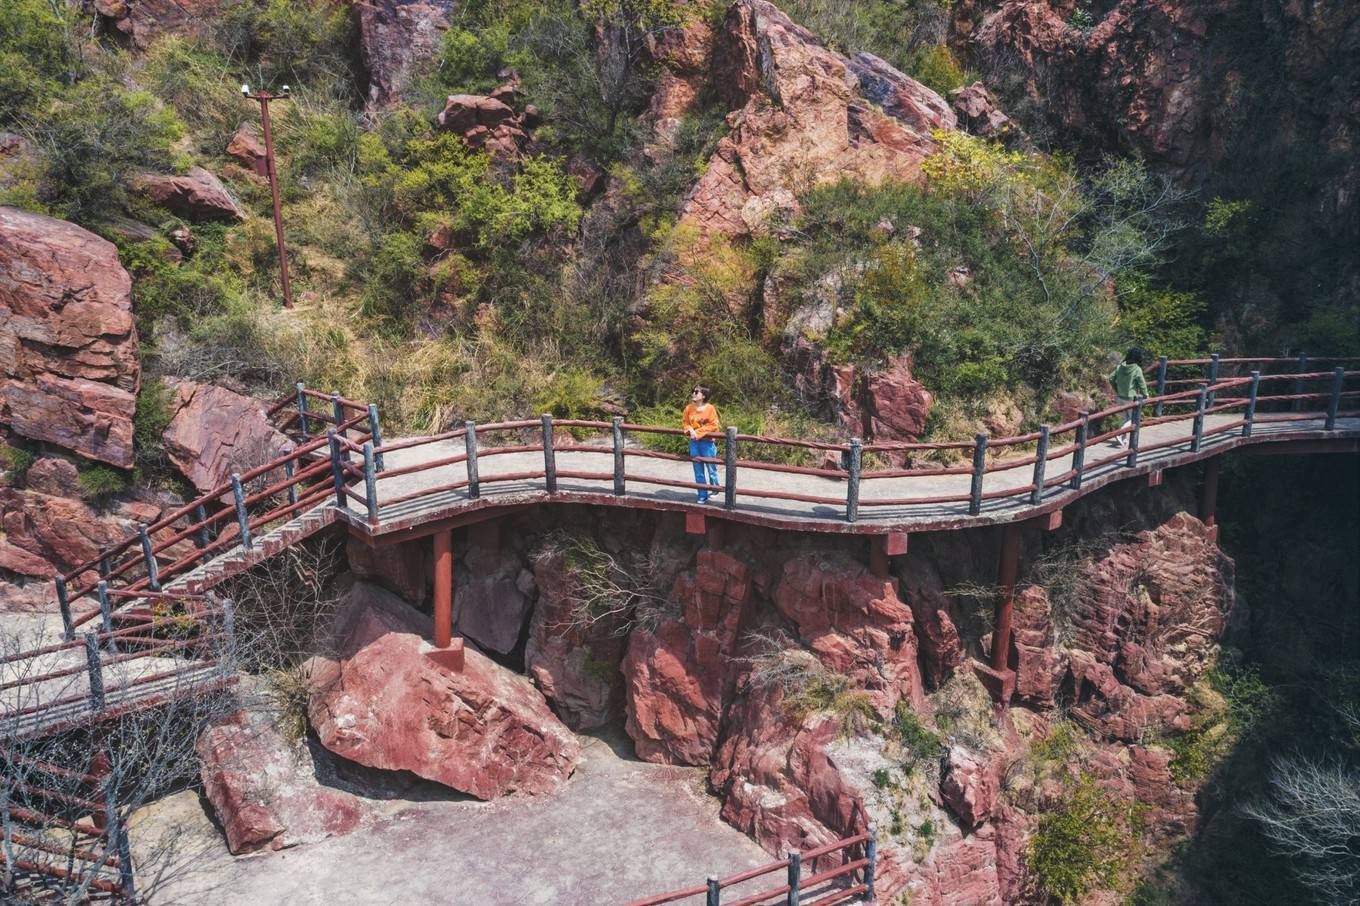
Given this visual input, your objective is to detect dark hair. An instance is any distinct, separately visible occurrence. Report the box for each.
[692,385,711,402]
[1125,347,1145,366]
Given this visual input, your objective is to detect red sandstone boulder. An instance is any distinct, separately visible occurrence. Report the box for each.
[0,207,138,468]
[346,534,428,607]
[906,830,1004,906]
[132,167,244,223]
[525,549,627,730]
[0,487,140,580]
[197,701,365,854]
[623,619,728,765]
[863,354,934,451]
[437,94,528,157]
[160,380,295,495]
[940,746,998,828]
[307,583,580,799]
[848,52,958,134]
[225,125,267,175]
[948,82,1015,140]
[23,456,81,499]
[359,0,458,108]
[1010,585,1063,707]
[900,559,965,689]
[96,0,222,48]
[647,17,716,141]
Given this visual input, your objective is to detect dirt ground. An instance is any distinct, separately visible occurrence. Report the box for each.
[130,725,776,906]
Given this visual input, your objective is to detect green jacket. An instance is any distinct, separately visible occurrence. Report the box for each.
[1109,362,1150,401]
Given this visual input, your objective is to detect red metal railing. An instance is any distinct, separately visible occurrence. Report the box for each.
[623,830,875,906]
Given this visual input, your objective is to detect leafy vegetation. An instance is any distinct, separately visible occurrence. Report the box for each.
[1028,774,1141,904]
[1164,662,1273,784]
[0,442,36,485]
[76,463,132,503]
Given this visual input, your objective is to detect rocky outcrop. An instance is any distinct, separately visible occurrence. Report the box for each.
[307,583,580,799]
[96,0,222,49]
[790,347,933,452]
[647,17,717,142]
[0,207,138,468]
[862,355,934,451]
[225,125,267,175]
[948,82,1015,141]
[359,0,458,108]
[454,537,534,655]
[197,700,365,854]
[160,380,295,495]
[132,167,244,223]
[678,0,953,244]
[1010,585,1062,706]
[346,534,428,607]
[940,746,999,829]
[437,90,531,158]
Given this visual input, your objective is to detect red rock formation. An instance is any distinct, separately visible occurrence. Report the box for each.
[940,746,999,828]
[454,538,533,655]
[623,618,729,765]
[358,0,458,108]
[160,380,295,495]
[0,207,138,468]
[307,583,580,799]
[225,125,267,176]
[96,0,222,49]
[948,81,1015,140]
[132,167,244,223]
[346,534,428,608]
[1010,585,1062,707]
[1,487,144,580]
[862,354,934,451]
[646,17,717,142]
[197,703,365,854]
[437,93,530,158]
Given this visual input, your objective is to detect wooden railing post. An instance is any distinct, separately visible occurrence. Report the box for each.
[230,474,252,551]
[96,581,115,651]
[103,778,135,901]
[1154,356,1168,417]
[84,632,105,711]
[465,421,480,499]
[786,850,802,906]
[1191,386,1207,452]
[55,577,73,641]
[724,426,737,510]
[706,877,720,906]
[1243,371,1260,437]
[611,417,625,496]
[968,434,988,516]
[331,393,348,462]
[284,458,298,506]
[194,503,211,548]
[1029,425,1050,506]
[1126,401,1142,468]
[1070,412,1089,491]
[99,555,111,577]
[368,403,385,472]
[295,381,309,438]
[1325,366,1344,429]
[138,525,160,590]
[865,828,877,901]
[1293,352,1308,412]
[1205,353,1220,406]
[541,414,557,493]
[845,438,863,523]
[327,431,346,509]
[362,442,379,525]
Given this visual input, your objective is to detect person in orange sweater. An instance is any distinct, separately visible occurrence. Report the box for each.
[682,385,722,503]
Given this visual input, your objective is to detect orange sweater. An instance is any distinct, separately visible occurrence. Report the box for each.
[682,403,721,439]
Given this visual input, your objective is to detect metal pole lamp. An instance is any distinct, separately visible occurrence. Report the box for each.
[241,83,294,309]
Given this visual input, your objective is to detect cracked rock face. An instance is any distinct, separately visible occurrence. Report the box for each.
[0,206,138,467]
[160,379,296,495]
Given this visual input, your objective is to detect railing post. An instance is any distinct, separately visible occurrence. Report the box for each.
[55,577,73,641]
[1029,425,1050,506]
[284,458,299,506]
[611,416,625,496]
[1293,352,1308,412]
[465,421,480,499]
[103,779,135,901]
[1325,366,1343,429]
[331,393,348,461]
[968,434,988,516]
[1070,412,1089,490]
[84,632,106,711]
[786,850,802,906]
[541,414,557,493]
[295,381,309,438]
[362,442,379,525]
[96,581,115,651]
[138,525,160,591]
[1154,356,1168,417]
[99,555,111,577]
[706,877,720,906]
[368,403,385,472]
[230,474,252,551]
[1126,401,1142,468]
[1243,371,1260,437]
[865,828,877,901]
[1206,353,1220,406]
[1192,386,1207,452]
[845,438,863,523]
[194,503,211,548]
[724,426,738,510]
[328,431,346,509]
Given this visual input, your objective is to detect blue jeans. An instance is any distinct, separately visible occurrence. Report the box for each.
[689,439,719,501]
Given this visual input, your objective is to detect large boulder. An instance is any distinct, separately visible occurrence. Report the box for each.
[948,82,1016,141]
[940,746,999,829]
[197,700,366,854]
[307,583,580,800]
[132,167,244,223]
[160,380,295,495]
[359,0,459,108]
[436,92,529,158]
[862,354,934,448]
[0,208,138,468]
[96,0,222,49]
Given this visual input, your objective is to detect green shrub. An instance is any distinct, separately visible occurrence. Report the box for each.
[0,442,36,484]
[778,0,951,80]
[0,0,77,124]
[77,464,131,502]
[535,367,610,421]
[1028,775,1138,904]
[134,377,177,474]
[908,44,971,95]
[892,701,943,774]
[215,0,359,89]
[141,37,253,155]
[1166,663,1274,784]
[1067,7,1097,29]
[1118,279,1207,360]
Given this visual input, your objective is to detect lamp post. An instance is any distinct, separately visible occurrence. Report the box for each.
[241,83,293,309]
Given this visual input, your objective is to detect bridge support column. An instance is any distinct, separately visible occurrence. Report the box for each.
[430,529,463,670]
[989,522,1021,677]
[1200,458,1220,535]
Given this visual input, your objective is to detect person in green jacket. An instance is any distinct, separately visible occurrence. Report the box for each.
[1109,347,1149,448]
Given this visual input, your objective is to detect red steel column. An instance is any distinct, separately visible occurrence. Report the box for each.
[1201,458,1220,528]
[433,529,453,648]
[990,522,1021,672]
